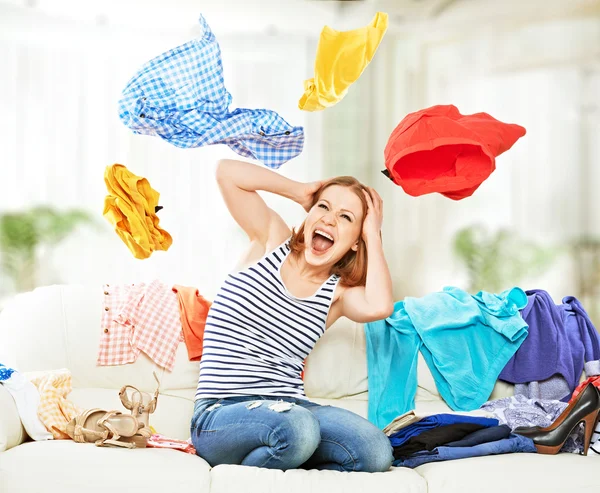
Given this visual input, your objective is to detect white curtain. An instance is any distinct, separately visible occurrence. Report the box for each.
[3,5,600,309]
[320,16,600,302]
[0,6,320,299]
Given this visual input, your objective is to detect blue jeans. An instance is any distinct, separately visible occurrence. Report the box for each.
[393,434,537,468]
[190,395,393,472]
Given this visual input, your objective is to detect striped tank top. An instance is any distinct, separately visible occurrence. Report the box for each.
[195,238,340,400]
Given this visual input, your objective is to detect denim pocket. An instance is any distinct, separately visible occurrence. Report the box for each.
[191,398,224,430]
[197,398,230,431]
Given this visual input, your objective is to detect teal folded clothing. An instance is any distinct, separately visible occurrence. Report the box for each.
[365,287,529,429]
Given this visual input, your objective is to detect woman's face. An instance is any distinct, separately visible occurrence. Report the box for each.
[303,185,365,267]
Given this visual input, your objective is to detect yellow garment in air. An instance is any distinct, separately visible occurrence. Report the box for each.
[299,11,388,112]
[103,164,172,259]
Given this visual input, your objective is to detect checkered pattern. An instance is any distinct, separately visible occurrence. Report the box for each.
[97,282,140,366]
[25,369,83,439]
[118,280,182,371]
[97,280,183,371]
[118,15,304,169]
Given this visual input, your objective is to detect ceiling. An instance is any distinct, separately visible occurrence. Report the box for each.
[1,0,599,36]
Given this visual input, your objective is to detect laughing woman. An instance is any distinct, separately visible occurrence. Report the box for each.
[190,158,395,472]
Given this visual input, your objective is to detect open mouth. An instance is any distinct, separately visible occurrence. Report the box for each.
[311,228,335,255]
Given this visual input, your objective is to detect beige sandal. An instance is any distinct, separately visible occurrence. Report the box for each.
[66,409,148,449]
[119,372,160,429]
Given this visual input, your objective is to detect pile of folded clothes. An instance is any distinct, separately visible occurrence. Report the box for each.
[386,411,536,468]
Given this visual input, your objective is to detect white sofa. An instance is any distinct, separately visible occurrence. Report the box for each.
[0,284,598,493]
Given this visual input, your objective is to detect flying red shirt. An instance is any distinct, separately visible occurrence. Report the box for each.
[383,105,526,200]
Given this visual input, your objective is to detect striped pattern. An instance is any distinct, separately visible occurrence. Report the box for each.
[195,239,340,399]
[592,421,600,455]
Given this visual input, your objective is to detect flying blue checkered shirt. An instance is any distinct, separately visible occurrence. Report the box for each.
[118,15,304,169]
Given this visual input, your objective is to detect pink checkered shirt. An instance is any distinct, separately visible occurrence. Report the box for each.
[97,279,183,371]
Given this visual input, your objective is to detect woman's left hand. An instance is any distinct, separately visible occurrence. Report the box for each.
[361,187,384,242]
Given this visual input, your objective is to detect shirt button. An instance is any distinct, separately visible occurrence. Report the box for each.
[105,307,109,311]
[259,131,265,136]
[104,328,109,333]
[285,131,290,135]
[104,291,109,295]
[140,113,146,118]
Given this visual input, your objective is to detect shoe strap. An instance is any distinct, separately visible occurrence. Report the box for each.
[71,408,110,444]
[118,385,142,411]
[118,371,161,414]
[146,371,161,413]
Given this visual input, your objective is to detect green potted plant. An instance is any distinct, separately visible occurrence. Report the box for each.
[570,236,600,324]
[0,206,95,293]
[453,224,558,293]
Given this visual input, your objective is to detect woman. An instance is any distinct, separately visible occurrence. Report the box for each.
[190,158,395,472]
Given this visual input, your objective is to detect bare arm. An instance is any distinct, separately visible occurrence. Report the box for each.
[340,188,394,323]
[215,159,320,247]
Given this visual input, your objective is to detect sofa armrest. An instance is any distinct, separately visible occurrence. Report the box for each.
[0,384,25,452]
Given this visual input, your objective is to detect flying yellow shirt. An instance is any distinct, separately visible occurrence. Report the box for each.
[299,12,388,112]
[103,164,172,259]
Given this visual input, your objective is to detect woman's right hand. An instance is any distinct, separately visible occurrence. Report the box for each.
[296,181,324,212]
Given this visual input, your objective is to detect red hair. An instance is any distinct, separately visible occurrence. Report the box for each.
[289,176,369,287]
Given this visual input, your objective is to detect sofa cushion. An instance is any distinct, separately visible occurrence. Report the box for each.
[305,317,368,399]
[0,385,25,451]
[209,463,427,493]
[0,440,211,493]
[305,313,515,404]
[0,283,514,424]
[414,453,600,493]
[0,284,201,395]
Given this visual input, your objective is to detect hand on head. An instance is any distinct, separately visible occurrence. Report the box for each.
[361,187,383,242]
[297,181,325,212]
